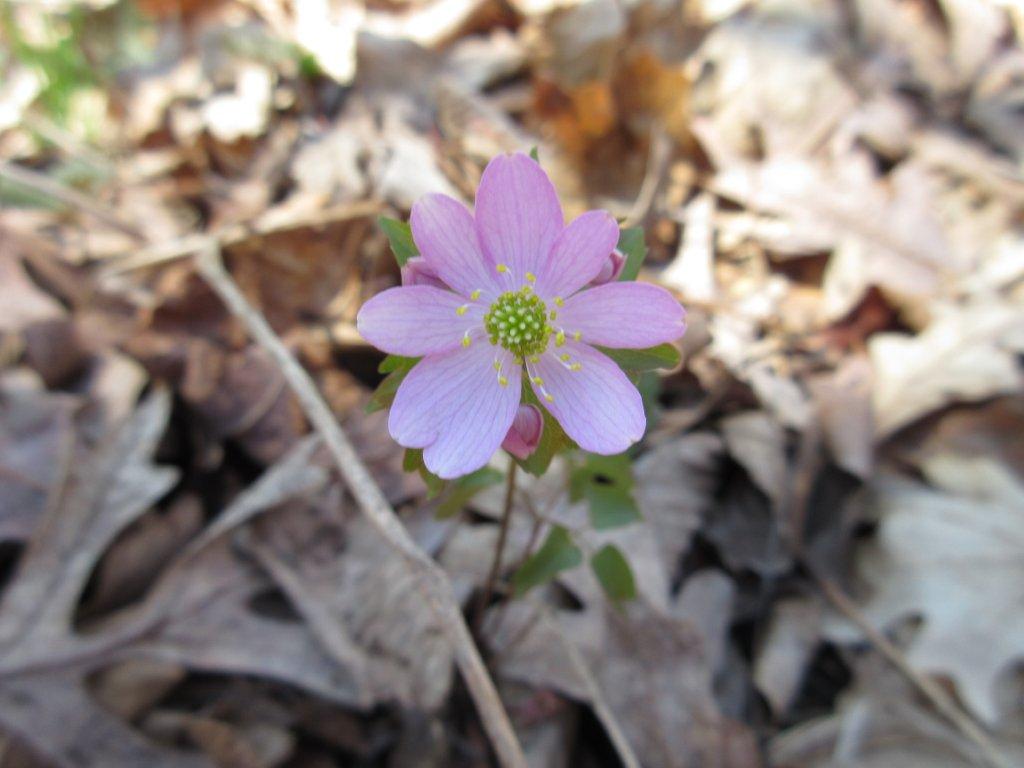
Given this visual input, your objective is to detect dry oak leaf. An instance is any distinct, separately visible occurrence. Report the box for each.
[843,454,1024,725]
[0,390,204,768]
[492,572,759,768]
[0,393,330,767]
[769,651,1024,767]
[870,302,1024,438]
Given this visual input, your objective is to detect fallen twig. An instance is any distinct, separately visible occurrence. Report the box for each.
[808,567,1010,768]
[536,603,642,768]
[786,429,1009,768]
[100,200,382,276]
[0,161,143,239]
[622,128,672,229]
[194,242,527,768]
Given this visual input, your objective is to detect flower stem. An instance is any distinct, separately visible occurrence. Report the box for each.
[475,460,518,634]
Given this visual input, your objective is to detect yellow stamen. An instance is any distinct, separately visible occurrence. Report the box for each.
[496,264,508,274]
[544,393,554,402]
[461,333,471,348]
[559,353,571,362]
[555,330,566,347]
[573,331,582,342]
[531,376,544,385]
[525,272,536,283]
[470,289,481,301]
[549,310,558,320]
[498,375,509,387]
[456,305,468,316]
[528,355,540,363]
[554,296,564,307]
[570,363,582,372]
[493,360,502,371]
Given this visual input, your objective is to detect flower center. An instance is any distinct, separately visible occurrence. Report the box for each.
[484,288,551,358]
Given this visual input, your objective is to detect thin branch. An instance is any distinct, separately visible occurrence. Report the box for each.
[538,604,642,768]
[241,529,374,708]
[786,430,1009,768]
[475,461,518,633]
[0,161,143,240]
[99,200,382,276]
[22,113,113,173]
[808,567,1010,768]
[621,128,672,229]
[194,242,527,768]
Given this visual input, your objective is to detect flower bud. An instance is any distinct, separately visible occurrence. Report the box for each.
[502,404,544,460]
[401,256,447,289]
[590,248,626,286]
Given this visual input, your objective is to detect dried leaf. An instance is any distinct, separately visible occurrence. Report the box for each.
[839,454,1024,724]
[871,302,1024,438]
[0,390,177,650]
[493,577,755,768]
[0,373,76,542]
[246,500,456,710]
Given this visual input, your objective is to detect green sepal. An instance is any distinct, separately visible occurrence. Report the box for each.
[365,356,419,414]
[403,448,446,499]
[378,354,418,374]
[379,216,419,267]
[529,146,540,162]
[597,343,680,372]
[616,227,646,282]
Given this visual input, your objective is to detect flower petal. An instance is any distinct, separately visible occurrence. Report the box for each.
[356,286,484,356]
[557,282,686,348]
[475,153,563,287]
[536,210,619,299]
[400,256,448,289]
[410,194,501,298]
[530,341,645,454]
[389,343,521,478]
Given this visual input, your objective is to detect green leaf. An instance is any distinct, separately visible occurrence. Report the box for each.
[529,146,540,162]
[598,343,680,372]
[436,467,504,519]
[515,384,575,476]
[378,216,419,267]
[403,448,446,499]
[616,227,646,282]
[569,453,633,500]
[590,544,637,601]
[570,453,641,530]
[513,525,583,596]
[585,484,642,530]
[365,356,419,414]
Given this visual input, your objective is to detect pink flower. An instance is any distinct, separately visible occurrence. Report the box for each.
[357,152,686,478]
[502,404,544,460]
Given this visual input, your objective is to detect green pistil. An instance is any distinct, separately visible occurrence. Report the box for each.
[484,288,551,358]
